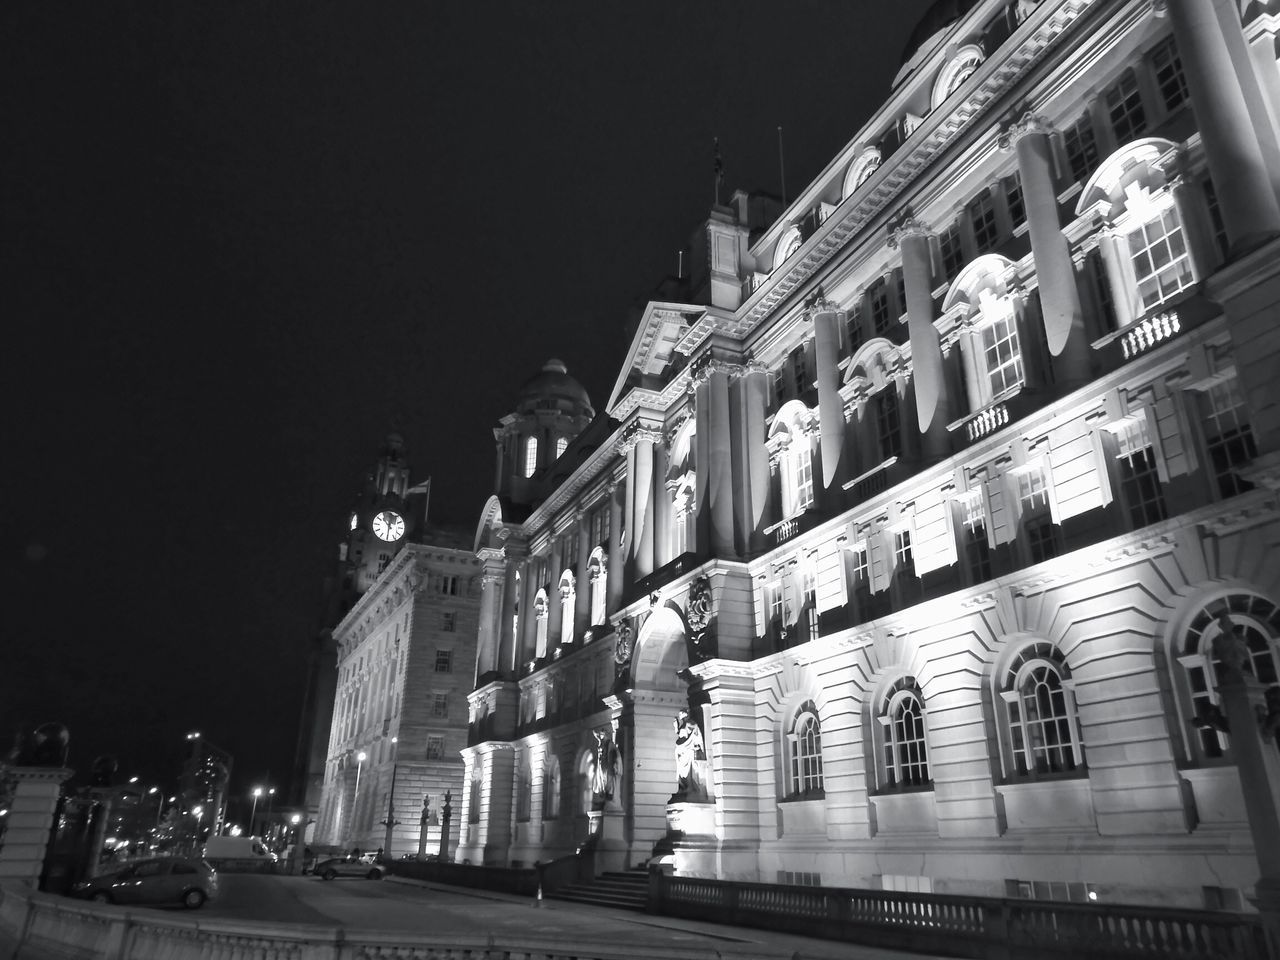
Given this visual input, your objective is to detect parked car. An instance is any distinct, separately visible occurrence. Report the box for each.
[314,855,385,880]
[71,857,218,909]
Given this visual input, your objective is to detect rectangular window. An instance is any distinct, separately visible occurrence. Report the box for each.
[1026,514,1061,564]
[1063,113,1099,185]
[961,491,992,582]
[980,312,1024,398]
[846,312,864,355]
[1128,208,1193,313]
[1203,179,1228,261]
[894,529,915,579]
[847,545,871,616]
[524,436,539,477]
[793,449,815,512]
[876,390,902,459]
[1114,418,1168,528]
[1006,174,1025,230]
[869,278,893,337]
[441,575,460,596]
[432,693,449,718]
[894,270,907,320]
[377,554,392,574]
[441,611,456,632]
[434,649,453,673]
[1200,376,1258,498]
[426,736,445,760]
[774,369,787,408]
[792,346,810,397]
[778,870,822,886]
[1018,467,1050,514]
[768,581,784,625]
[970,191,999,253]
[939,223,964,283]
[1151,36,1189,113]
[1106,71,1148,144]
[590,508,604,548]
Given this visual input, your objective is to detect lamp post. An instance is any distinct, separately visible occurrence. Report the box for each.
[250,787,262,836]
[380,740,400,860]
[266,787,276,844]
[352,751,367,847]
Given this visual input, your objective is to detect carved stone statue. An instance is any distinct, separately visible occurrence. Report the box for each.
[686,577,717,663]
[1214,611,1250,681]
[672,708,709,801]
[589,728,617,801]
[614,623,634,665]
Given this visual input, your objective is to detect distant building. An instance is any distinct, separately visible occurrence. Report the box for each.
[311,437,481,856]
[460,0,1280,910]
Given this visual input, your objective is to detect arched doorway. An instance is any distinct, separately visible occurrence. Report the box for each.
[618,605,692,864]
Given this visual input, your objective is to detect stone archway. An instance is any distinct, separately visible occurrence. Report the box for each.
[618,605,692,865]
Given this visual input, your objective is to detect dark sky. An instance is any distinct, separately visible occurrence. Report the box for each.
[3,2,935,801]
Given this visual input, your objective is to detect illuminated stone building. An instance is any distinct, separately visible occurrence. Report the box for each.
[460,0,1280,909]
[312,439,481,856]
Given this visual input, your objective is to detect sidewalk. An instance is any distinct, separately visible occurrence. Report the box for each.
[385,874,949,960]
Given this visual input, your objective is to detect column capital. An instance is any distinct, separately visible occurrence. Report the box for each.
[616,419,664,455]
[689,350,751,387]
[801,284,841,319]
[889,215,934,248]
[998,111,1055,152]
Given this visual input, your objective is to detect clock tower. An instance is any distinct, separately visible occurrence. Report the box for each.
[339,433,431,603]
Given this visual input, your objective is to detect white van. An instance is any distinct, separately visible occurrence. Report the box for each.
[203,836,277,862]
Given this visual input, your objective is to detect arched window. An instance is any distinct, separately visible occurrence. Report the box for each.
[515,755,531,822]
[785,700,824,799]
[533,589,549,660]
[542,752,561,820]
[999,642,1085,779]
[767,401,818,519]
[842,148,881,199]
[555,436,567,459]
[932,44,985,109]
[942,255,1026,411]
[774,225,802,271]
[559,570,575,646]
[876,677,931,790]
[587,547,607,627]
[577,748,594,815]
[1077,138,1196,326]
[845,339,908,463]
[524,436,539,477]
[1178,594,1280,760]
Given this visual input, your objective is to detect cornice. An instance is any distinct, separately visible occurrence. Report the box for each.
[736,0,1092,338]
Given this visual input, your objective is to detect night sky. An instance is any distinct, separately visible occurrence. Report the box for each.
[3,2,935,804]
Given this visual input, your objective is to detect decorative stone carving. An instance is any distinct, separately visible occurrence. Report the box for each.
[613,623,634,665]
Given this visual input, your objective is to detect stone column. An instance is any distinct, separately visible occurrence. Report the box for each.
[479,744,516,867]
[575,512,591,638]
[607,480,625,615]
[475,549,506,680]
[738,364,772,553]
[1095,228,1137,329]
[1002,114,1089,379]
[1169,170,1218,279]
[1166,0,1280,254]
[893,218,950,458]
[693,356,737,558]
[624,425,658,580]
[653,440,672,569]
[546,538,563,653]
[498,559,519,678]
[696,671,759,875]
[809,297,847,490]
[519,558,540,670]
[0,767,73,887]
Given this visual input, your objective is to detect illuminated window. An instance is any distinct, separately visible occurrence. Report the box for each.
[1000,643,1084,779]
[785,701,824,799]
[979,308,1024,398]
[793,447,814,513]
[555,436,567,459]
[1128,207,1193,313]
[961,492,992,583]
[802,562,819,641]
[524,436,538,477]
[1112,416,1167,528]
[1180,595,1280,759]
[878,677,931,790]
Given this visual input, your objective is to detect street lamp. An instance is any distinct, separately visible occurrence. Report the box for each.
[250,787,262,835]
[352,751,367,844]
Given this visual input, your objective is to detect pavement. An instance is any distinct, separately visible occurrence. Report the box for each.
[2,872,950,960]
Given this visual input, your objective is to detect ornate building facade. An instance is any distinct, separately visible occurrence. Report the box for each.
[460,0,1280,910]
[313,439,481,856]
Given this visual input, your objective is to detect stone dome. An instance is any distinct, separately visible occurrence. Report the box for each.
[898,0,982,71]
[517,359,594,416]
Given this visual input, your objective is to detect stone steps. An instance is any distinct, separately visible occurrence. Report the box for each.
[546,869,649,911]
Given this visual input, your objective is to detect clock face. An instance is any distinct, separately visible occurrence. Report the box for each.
[372,510,405,542]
